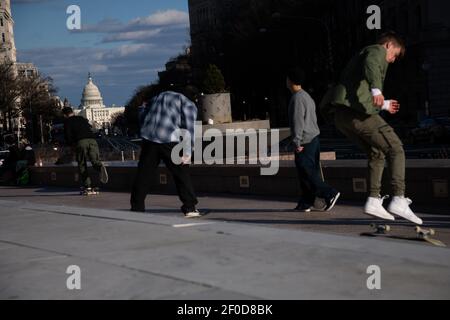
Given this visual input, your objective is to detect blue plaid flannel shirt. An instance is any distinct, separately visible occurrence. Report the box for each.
[139,91,198,156]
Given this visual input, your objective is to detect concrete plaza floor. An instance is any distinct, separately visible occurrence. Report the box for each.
[1,186,449,299]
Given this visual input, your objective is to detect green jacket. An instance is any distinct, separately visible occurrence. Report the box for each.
[320,45,389,122]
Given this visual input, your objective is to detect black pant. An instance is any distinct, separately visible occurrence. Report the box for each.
[295,136,337,205]
[130,140,198,212]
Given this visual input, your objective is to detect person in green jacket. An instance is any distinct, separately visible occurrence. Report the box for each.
[320,32,422,225]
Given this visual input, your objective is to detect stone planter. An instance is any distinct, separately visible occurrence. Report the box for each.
[201,93,232,124]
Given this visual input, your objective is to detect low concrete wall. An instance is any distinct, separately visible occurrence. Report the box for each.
[29,160,450,206]
[202,120,272,132]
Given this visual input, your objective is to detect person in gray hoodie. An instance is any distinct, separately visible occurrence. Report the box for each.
[287,67,340,212]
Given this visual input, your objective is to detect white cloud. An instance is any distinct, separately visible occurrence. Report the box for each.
[116,43,152,57]
[130,10,189,27]
[103,29,162,43]
[80,9,189,35]
[89,64,109,73]
[17,9,190,105]
[17,42,183,105]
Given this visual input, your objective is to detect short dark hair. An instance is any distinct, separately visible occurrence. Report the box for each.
[287,67,306,86]
[377,31,406,58]
[62,107,74,116]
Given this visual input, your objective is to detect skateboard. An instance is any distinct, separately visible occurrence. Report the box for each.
[362,223,446,247]
[80,187,100,196]
[415,226,446,247]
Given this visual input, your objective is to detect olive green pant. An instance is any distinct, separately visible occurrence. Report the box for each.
[334,107,405,197]
[76,139,103,188]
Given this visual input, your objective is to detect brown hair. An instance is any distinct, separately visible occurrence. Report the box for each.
[377,31,406,58]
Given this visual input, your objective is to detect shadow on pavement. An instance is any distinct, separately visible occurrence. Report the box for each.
[202,215,450,229]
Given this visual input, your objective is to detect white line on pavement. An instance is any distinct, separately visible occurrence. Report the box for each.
[172,222,216,228]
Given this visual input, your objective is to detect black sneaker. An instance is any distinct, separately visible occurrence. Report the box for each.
[294,203,312,212]
[325,192,341,212]
[312,197,327,211]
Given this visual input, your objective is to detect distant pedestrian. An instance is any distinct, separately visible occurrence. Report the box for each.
[320,31,422,225]
[287,67,340,212]
[21,144,36,167]
[130,85,202,218]
[62,107,108,193]
[15,143,36,186]
[0,143,20,185]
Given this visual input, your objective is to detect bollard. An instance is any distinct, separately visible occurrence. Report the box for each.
[132,150,136,161]
[121,151,124,162]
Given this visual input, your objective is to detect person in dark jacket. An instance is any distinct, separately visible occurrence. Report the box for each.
[21,144,36,167]
[63,107,108,191]
[0,144,20,185]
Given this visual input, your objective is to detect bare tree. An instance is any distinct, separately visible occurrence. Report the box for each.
[0,61,21,133]
[110,111,126,136]
[17,74,60,144]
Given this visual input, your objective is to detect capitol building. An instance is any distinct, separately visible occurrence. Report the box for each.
[74,74,125,129]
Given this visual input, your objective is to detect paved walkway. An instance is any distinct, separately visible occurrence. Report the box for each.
[1,187,450,299]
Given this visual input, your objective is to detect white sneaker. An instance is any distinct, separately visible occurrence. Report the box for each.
[184,210,203,219]
[364,196,395,221]
[388,196,423,225]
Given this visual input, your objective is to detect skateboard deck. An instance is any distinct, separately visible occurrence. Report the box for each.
[361,223,446,247]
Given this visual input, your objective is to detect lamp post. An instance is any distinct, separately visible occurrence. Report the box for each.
[271,12,334,74]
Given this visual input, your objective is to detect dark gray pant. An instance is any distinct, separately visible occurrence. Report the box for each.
[76,139,102,188]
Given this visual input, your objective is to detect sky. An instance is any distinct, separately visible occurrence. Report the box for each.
[12,0,191,107]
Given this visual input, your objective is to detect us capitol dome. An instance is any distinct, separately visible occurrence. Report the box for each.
[75,73,125,129]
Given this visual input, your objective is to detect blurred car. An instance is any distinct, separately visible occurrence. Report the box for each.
[408,117,450,144]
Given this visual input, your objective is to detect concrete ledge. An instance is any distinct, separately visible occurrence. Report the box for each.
[29,160,450,206]
[201,120,271,132]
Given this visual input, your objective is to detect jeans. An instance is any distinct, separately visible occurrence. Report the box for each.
[295,136,337,205]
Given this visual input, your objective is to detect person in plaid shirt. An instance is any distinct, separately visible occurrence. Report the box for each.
[130,85,202,218]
